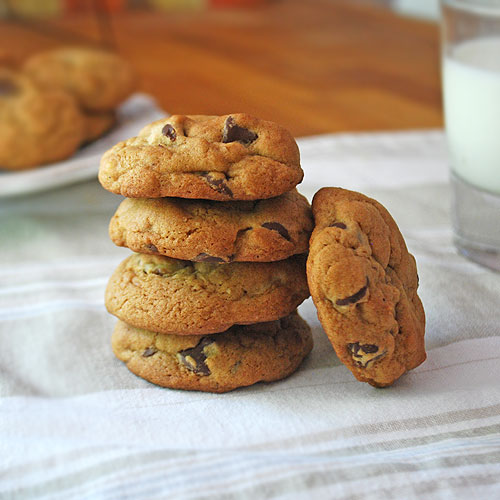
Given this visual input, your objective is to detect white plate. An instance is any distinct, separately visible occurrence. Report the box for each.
[0,94,165,198]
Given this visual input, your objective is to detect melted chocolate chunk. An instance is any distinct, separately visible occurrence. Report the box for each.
[361,344,379,353]
[142,347,157,357]
[347,343,379,356]
[335,279,369,306]
[330,222,347,229]
[261,222,291,241]
[235,226,252,239]
[178,337,214,376]
[347,342,386,368]
[161,124,177,141]
[194,253,226,263]
[201,173,233,198]
[222,116,258,145]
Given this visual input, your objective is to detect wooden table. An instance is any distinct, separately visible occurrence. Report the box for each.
[0,0,442,137]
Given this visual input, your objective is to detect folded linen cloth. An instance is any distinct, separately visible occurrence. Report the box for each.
[1,129,499,500]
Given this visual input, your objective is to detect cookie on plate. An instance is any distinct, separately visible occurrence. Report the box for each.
[112,311,313,393]
[83,110,116,143]
[306,187,426,387]
[105,253,309,335]
[0,68,84,170]
[98,114,303,200]
[24,47,135,112]
[109,189,313,262]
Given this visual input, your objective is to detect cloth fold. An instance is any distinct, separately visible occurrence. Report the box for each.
[1,129,500,499]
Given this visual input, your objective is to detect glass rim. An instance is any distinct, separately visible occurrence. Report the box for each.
[441,0,500,16]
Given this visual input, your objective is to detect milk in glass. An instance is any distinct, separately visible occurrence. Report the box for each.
[443,37,500,193]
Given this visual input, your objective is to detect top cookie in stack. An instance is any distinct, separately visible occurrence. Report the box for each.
[99,114,314,392]
[98,114,303,200]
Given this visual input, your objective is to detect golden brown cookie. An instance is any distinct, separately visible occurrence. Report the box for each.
[105,253,309,335]
[306,187,426,387]
[109,189,313,263]
[24,47,136,112]
[98,114,303,200]
[0,68,84,170]
[112,312,313,393]
[83,110,116,143]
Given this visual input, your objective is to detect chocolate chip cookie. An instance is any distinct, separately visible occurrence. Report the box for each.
[0,68,84,170]
[98,114,303,200]
[83,110,116,143]
[24,47,136,112]
[307,187,426,387]
[106,253,309,335]
[109,189,313,263]
[112,311,313,393]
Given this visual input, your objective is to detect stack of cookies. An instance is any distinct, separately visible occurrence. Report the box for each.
[99,114,314,392]
[0,47,135,170]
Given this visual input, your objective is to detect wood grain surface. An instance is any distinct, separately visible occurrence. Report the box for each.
[0,0,443,136]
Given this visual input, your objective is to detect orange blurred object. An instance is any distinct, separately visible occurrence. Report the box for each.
[209,0,268,6]
[7,0,62,16]
[64,0,125,12]
[148,0,204,10]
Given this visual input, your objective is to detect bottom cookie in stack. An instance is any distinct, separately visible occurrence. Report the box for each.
[111,311,313,393]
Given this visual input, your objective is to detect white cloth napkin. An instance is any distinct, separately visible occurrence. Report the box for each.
[1,129,500,500]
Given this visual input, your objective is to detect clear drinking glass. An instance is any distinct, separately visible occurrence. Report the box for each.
[441,0,500,271]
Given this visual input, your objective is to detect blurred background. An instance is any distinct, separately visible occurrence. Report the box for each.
[0,0,442,137]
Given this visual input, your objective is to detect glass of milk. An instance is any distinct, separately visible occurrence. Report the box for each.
[442,0,500,271]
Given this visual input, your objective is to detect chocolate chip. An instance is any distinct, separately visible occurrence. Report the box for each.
[145,243,159,254]
[347,342,385,368]
[330,222,347,229]
[0,79,17,96]
[161,124,177,141]
[361,344,379,354]
[194,253,225,263]
[347,343,379,355]
[235,226,252,240]
[347,342,363,357]
[201,173,233,198]
[222,116,258,145]
[335,279,369,306]
[178,337,214,376]
[142,347,157,357]
[261,222,291,241]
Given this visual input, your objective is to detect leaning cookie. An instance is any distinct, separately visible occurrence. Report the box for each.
[24,47,135,112]
[0,68,84,170]
[109,189,313,262]
[98,114,303,200]
[307,187,425,387]
[112,312,313,393]
[106,253,309,335]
